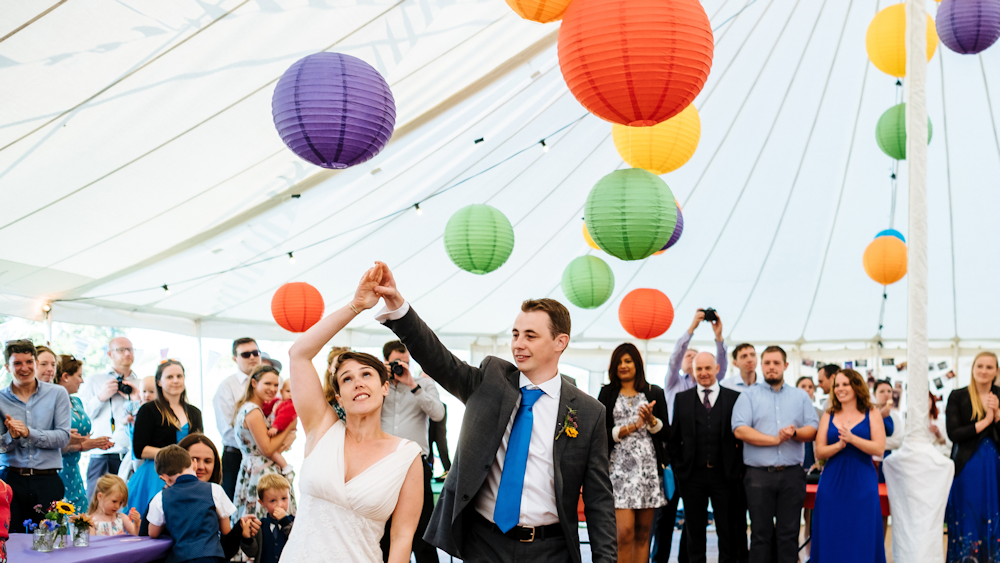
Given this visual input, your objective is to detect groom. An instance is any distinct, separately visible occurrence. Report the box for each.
[366,262,616,563]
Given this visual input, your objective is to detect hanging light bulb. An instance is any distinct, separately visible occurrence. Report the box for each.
[41,303,51,313]
[540,139,549,153]
[162,284,170,294]
[415,203,423,216]
[288,251,296,264]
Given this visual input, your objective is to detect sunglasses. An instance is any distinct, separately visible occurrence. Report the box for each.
[239,350,261,359]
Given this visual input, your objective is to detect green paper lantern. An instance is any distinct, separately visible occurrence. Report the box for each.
[876,103,933,160]
[561,256,615,309]
[584,168,677,261]
[444,204,515,274]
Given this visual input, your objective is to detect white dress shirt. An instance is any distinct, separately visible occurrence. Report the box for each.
[697,381,721,408]
[213,371,249,449]
[78,368,140,455]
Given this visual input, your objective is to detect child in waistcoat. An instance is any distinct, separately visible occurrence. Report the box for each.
[147,445,236,563]
[239,473,294,563]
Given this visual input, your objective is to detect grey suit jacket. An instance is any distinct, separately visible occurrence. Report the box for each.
[383,306,616,563]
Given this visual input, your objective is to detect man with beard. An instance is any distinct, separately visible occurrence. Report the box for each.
[731,346,818,563]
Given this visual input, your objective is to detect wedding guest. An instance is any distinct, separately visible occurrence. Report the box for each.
[945,352,1000,562]
[871,380,899,482]
[127,359,202,517]
[0,478,10,563]
[55,355,113,511]
[929,392,952,457]
[240,473,294,563]
[34,345,58,384]
[597,343,668,563]
[87,474,141,536]
[795,376,820,560]
[811,369,886,563]
[213,337,261,500]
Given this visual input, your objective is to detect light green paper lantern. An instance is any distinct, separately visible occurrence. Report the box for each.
[561,256,615,309]
[444,204,515,274]
[876,102,933,160]
[584,168,677,261]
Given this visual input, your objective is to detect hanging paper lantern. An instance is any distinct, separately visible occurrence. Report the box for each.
[272,53,395,169]
[876,103,933,160]
[876,229,906,243]
[505,0,573,23]
[619,288,674,339]
[271,282,325,333]
[561,256,615,309]
[444,204,515,274]
[662,207,685,251]
[612,105,701,174]
[936,0,1000,54]
[866,4,939,78]
[863,236,908,285]
[582,221,600,250]
[558,0,713,126]
[585,169,677,261]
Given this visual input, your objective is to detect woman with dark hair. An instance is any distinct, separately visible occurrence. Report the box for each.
[127,359,203,517]
[871,380,899,483]
[231,364,298,525]
[811,369,886,563]
[929,391,953,457]
[55,355,112,510]
[597,343,669,563]
[944,351,1000,562]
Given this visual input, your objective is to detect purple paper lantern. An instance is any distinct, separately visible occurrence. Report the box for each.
[272,53,396,169]
[937,0,1000,55]
[661,207,684,251]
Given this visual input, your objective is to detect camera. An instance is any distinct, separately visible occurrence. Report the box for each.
[388,361,405,377]
[117,376,133,395]
[702,308,718,322]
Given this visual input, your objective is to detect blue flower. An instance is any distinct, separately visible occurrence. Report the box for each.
[23,519,36,531]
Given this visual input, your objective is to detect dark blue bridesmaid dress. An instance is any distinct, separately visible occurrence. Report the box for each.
[945,436,1000,562]
[811,410,885,563]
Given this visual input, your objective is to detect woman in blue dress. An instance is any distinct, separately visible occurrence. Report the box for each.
[55,355,112,511]
[812,368,886,563]
[945,351,1000,562]
[127,360,202,517]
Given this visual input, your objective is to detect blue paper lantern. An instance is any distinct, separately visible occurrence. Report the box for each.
[273,53,395,169]
[876,229,905,243]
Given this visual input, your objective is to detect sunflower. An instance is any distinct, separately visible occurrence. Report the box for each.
[56,501,75,515]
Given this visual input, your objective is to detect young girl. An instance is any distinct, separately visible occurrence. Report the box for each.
[267,379,298,436]
[88,475,141,536]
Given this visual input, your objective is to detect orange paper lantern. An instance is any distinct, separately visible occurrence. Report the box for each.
[271,282,325,332]
[863,237,908,285]
[558,0,714,126]
[505,0,573,23]
[619,288,674,339]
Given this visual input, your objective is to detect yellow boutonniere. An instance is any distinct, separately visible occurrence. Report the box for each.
[566,427,579,438]
[556,406,579,440]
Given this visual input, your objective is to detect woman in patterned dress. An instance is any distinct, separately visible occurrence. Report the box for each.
[231,364,297,525]
[597,343,670,563]
[55,355,112,511]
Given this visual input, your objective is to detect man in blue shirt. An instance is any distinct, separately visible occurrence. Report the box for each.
[0,339,72,532]
[731,346,818,563]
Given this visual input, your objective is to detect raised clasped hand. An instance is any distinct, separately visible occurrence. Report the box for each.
[637,401,657,427]
[776,425,795,442]
[837,423,856,445]
[352,264,385,312]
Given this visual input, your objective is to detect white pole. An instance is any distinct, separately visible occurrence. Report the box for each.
[882,3,955,562]
[196,319,204,411]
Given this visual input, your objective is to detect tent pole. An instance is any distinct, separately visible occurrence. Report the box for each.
[44,307,53,344]
[196,319,204,411]
[882,2,954,562]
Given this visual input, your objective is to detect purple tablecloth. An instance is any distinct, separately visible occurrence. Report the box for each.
[7,533,172,562]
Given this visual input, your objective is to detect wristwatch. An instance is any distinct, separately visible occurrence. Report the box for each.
[792,428,798,439]
[410,384,421,394]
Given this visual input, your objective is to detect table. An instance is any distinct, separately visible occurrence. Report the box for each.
[804,483,890,516]
[8,533,173,562]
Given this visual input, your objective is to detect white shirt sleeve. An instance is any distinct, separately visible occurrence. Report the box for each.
[374,301,411,323]
[612,425,623,442]
[146,492,165,526]
[213,376,235,442]
[648,418,665,434]
[212,483,237,518]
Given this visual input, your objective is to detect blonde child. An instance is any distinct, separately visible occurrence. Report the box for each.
[239,473,294,562]
[87,475,141,536]
[266,380,297,437]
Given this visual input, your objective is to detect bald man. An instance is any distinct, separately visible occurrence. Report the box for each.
[79,336,141,496]
[668,352,744,563]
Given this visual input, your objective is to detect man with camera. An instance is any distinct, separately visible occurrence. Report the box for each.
[379,340,445,563]
[79,336,140,497]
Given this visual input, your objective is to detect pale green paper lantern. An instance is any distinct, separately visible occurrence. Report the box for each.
[876,102,933,160]
[584,168,677,261]
[444,204,515,274]
[561,256,615,309]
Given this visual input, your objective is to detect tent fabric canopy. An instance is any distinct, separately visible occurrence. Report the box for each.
[2,0,999,347]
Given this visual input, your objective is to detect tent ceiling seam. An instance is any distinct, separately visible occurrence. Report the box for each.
[941,54,958,339]
[0,0,69,45]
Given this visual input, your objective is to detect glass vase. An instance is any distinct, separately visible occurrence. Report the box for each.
[31,528,46,551]
[53,527,69,549]
[33,529,56,552]
[72,524,90,547]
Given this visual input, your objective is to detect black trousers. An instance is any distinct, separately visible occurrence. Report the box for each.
[463,512,570,563]
[2,471,65,533]
[428,419,451,472]
[381,456,438,563]
[680,467,736,563]
[221,446,242,501]
[86,452,122,499]
[651,469,688,563]
[732,472,750,563]
[743,467,806,563]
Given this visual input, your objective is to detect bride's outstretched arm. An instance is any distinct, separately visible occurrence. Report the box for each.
[289,265,384,437]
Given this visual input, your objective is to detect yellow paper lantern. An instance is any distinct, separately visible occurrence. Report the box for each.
[505,0,573,23]
[866,4,939,78]
[863,236,908,285]
[582,221,600,250]
[612,104,701,175]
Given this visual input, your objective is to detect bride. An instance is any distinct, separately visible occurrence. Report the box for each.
[281,265,424,562]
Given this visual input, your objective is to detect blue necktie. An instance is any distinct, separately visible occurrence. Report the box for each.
[494,387,545,532]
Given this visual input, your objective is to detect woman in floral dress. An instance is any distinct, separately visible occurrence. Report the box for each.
[231,365,297,525]
[55,355,112,511]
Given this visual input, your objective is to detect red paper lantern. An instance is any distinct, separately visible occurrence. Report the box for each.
[618,288,674,340]
[271,282,325,333]
[558,0,714,126]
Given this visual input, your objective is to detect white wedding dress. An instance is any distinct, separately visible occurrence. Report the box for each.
[280,420,422,562]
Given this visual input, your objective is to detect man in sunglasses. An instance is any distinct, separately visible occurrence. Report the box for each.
[79,336,140,497]
[213,337,261,500]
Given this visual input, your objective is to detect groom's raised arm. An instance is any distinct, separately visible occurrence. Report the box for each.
[374,262,484,403]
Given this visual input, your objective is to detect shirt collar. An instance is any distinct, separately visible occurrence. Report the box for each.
[519,372,562,400]
[697,380,720,396]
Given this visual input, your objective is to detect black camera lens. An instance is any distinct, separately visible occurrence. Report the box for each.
[703,308,718,322]
[390,361,405,376]
[118,380,134,395]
